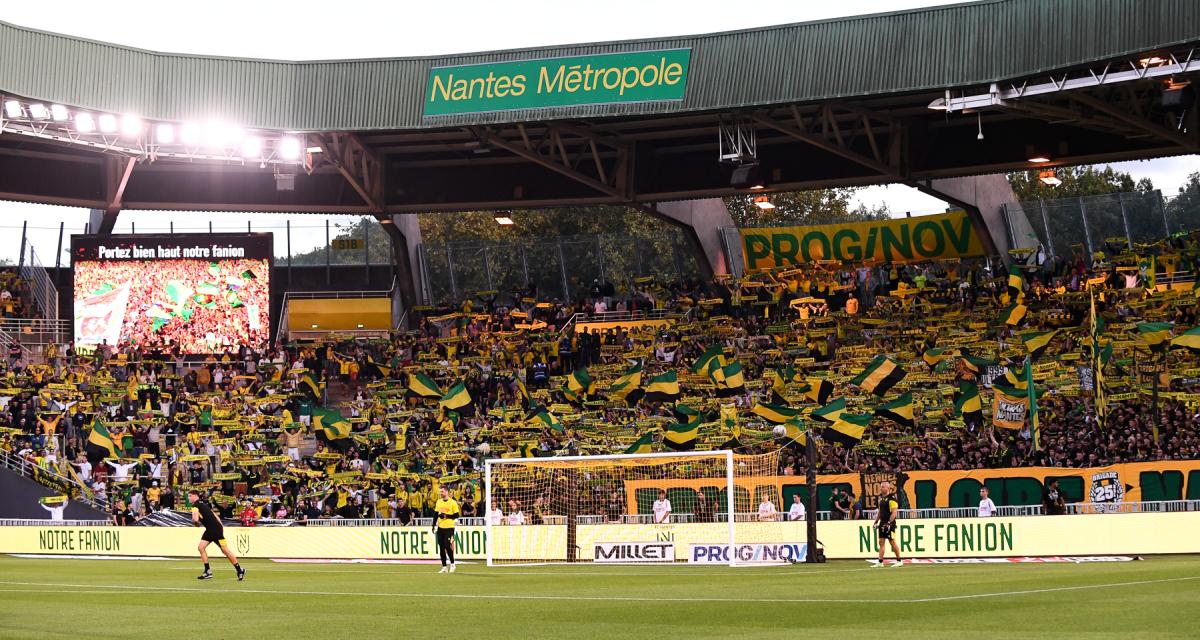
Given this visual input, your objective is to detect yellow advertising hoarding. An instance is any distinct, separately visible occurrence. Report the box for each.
[625,460,1200,513]
[4,512,1197,561]
[740,210,984,271]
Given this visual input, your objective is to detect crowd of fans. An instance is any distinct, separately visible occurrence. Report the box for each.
[1,230,1198,524]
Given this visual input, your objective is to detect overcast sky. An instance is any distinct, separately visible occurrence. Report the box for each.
[0,0,1195,265]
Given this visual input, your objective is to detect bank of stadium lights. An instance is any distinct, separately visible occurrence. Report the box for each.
[0,96,311,169]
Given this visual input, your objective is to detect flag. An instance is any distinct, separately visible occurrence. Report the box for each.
[959,352,997,376]
[164,280,193,307]
[624,433,654,455]
[804,378,834,405]
[823,412,871,447]
[779,418,807,447]
[407,372,443,398]
[1171,326,1200,351]
[607,363,643,398]
[1091,291,1107,429]
[567,368,595,396]
[518,442,540,459]
[992,385,1028,430]
[954,381,983,425]
[1007,265,1025,300]
[240,269,257,280]
[663,420,701,451]
[850,355,906,397]
[208,262,221,277]
[298,374,321,401]
[713,361,745,398]
[672,403,703,424]
[922,347,959,368]
[85,415,118,459]
[313,408,352,440]
[768,369,788,404]
[810,398,848,423]
[874,392,914,428]
[1136,322,1172,352]
[751,401,799,424]
[643,371,680,403]
[526,406,563,433]
[999,303,1028,327]
[512,377,531,409]
[1020,329,1059,362]
[690,344,724,375]
[1026,357,1040,449]
[439,381,475,417]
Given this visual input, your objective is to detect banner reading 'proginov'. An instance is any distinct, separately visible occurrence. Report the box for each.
[741,210,984,271]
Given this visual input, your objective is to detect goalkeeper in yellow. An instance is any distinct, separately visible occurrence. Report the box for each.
[433,485,460,573]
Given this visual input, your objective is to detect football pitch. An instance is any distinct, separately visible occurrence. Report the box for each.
[1,555,1197,639]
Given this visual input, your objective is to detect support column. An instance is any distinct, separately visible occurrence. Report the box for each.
[384,213,423,326]
[647,198,738,279]
[921,174,1018,259]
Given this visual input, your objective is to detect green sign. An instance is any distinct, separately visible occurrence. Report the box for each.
[424,49,691,116]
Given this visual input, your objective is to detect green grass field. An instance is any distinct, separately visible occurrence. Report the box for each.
[1,555,1197,639]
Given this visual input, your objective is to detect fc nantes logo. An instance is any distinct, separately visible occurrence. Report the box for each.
[236,532,251,555]
[1089,471,1125,513]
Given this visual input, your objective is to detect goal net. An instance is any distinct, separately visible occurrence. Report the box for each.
[485,449,805,566]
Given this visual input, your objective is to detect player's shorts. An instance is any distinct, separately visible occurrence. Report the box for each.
[201,528,226,545]
[877,523,895,540]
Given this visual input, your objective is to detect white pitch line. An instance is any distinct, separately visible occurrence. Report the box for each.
[908,575,1200,602]
[1,574,1195,605]
[164,565,876,577]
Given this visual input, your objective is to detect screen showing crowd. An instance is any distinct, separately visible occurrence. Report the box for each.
[72,234,271,353]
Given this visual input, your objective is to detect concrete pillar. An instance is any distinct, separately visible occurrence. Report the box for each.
[386,213,423,326]
[649,198,737,278]
[87,208,120,235]
[919,174,1017,258]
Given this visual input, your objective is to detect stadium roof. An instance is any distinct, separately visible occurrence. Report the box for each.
[2,0,1198,131]
[0,0,1197,221]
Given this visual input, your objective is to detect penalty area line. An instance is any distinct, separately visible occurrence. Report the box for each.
[908,575,1200,602]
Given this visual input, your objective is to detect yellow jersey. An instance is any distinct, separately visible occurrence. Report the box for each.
[434,498,460,529]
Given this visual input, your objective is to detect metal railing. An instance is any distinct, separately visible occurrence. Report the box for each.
[0,519,112,526]
[277,284,395,344]
[18,244,58,321]
[1003,189,1198,258]
[0,450,108,512]
[0,318,71,363]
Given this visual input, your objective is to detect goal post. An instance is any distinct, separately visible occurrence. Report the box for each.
[485,449,798,566]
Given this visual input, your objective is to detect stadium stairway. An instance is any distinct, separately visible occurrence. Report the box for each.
[0,465,108,520]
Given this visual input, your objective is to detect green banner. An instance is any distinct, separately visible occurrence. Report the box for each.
[424,49,691,116]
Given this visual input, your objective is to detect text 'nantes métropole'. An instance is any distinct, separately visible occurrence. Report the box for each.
[429,57,685,103]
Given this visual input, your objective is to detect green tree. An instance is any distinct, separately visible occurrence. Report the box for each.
[1165,171,1200,233]
[722,188,890,227]
[1006,165,1140,202]
[287,217,392,266]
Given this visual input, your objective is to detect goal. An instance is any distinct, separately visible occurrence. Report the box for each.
[484,450,803,566]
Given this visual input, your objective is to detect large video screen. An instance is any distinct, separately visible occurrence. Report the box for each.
[72,233,272,353]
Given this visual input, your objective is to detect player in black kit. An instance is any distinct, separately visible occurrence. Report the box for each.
[189,489,245,581]
[871,481,903,568]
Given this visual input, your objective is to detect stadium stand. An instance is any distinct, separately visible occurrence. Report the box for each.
[1,227,1197,525]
